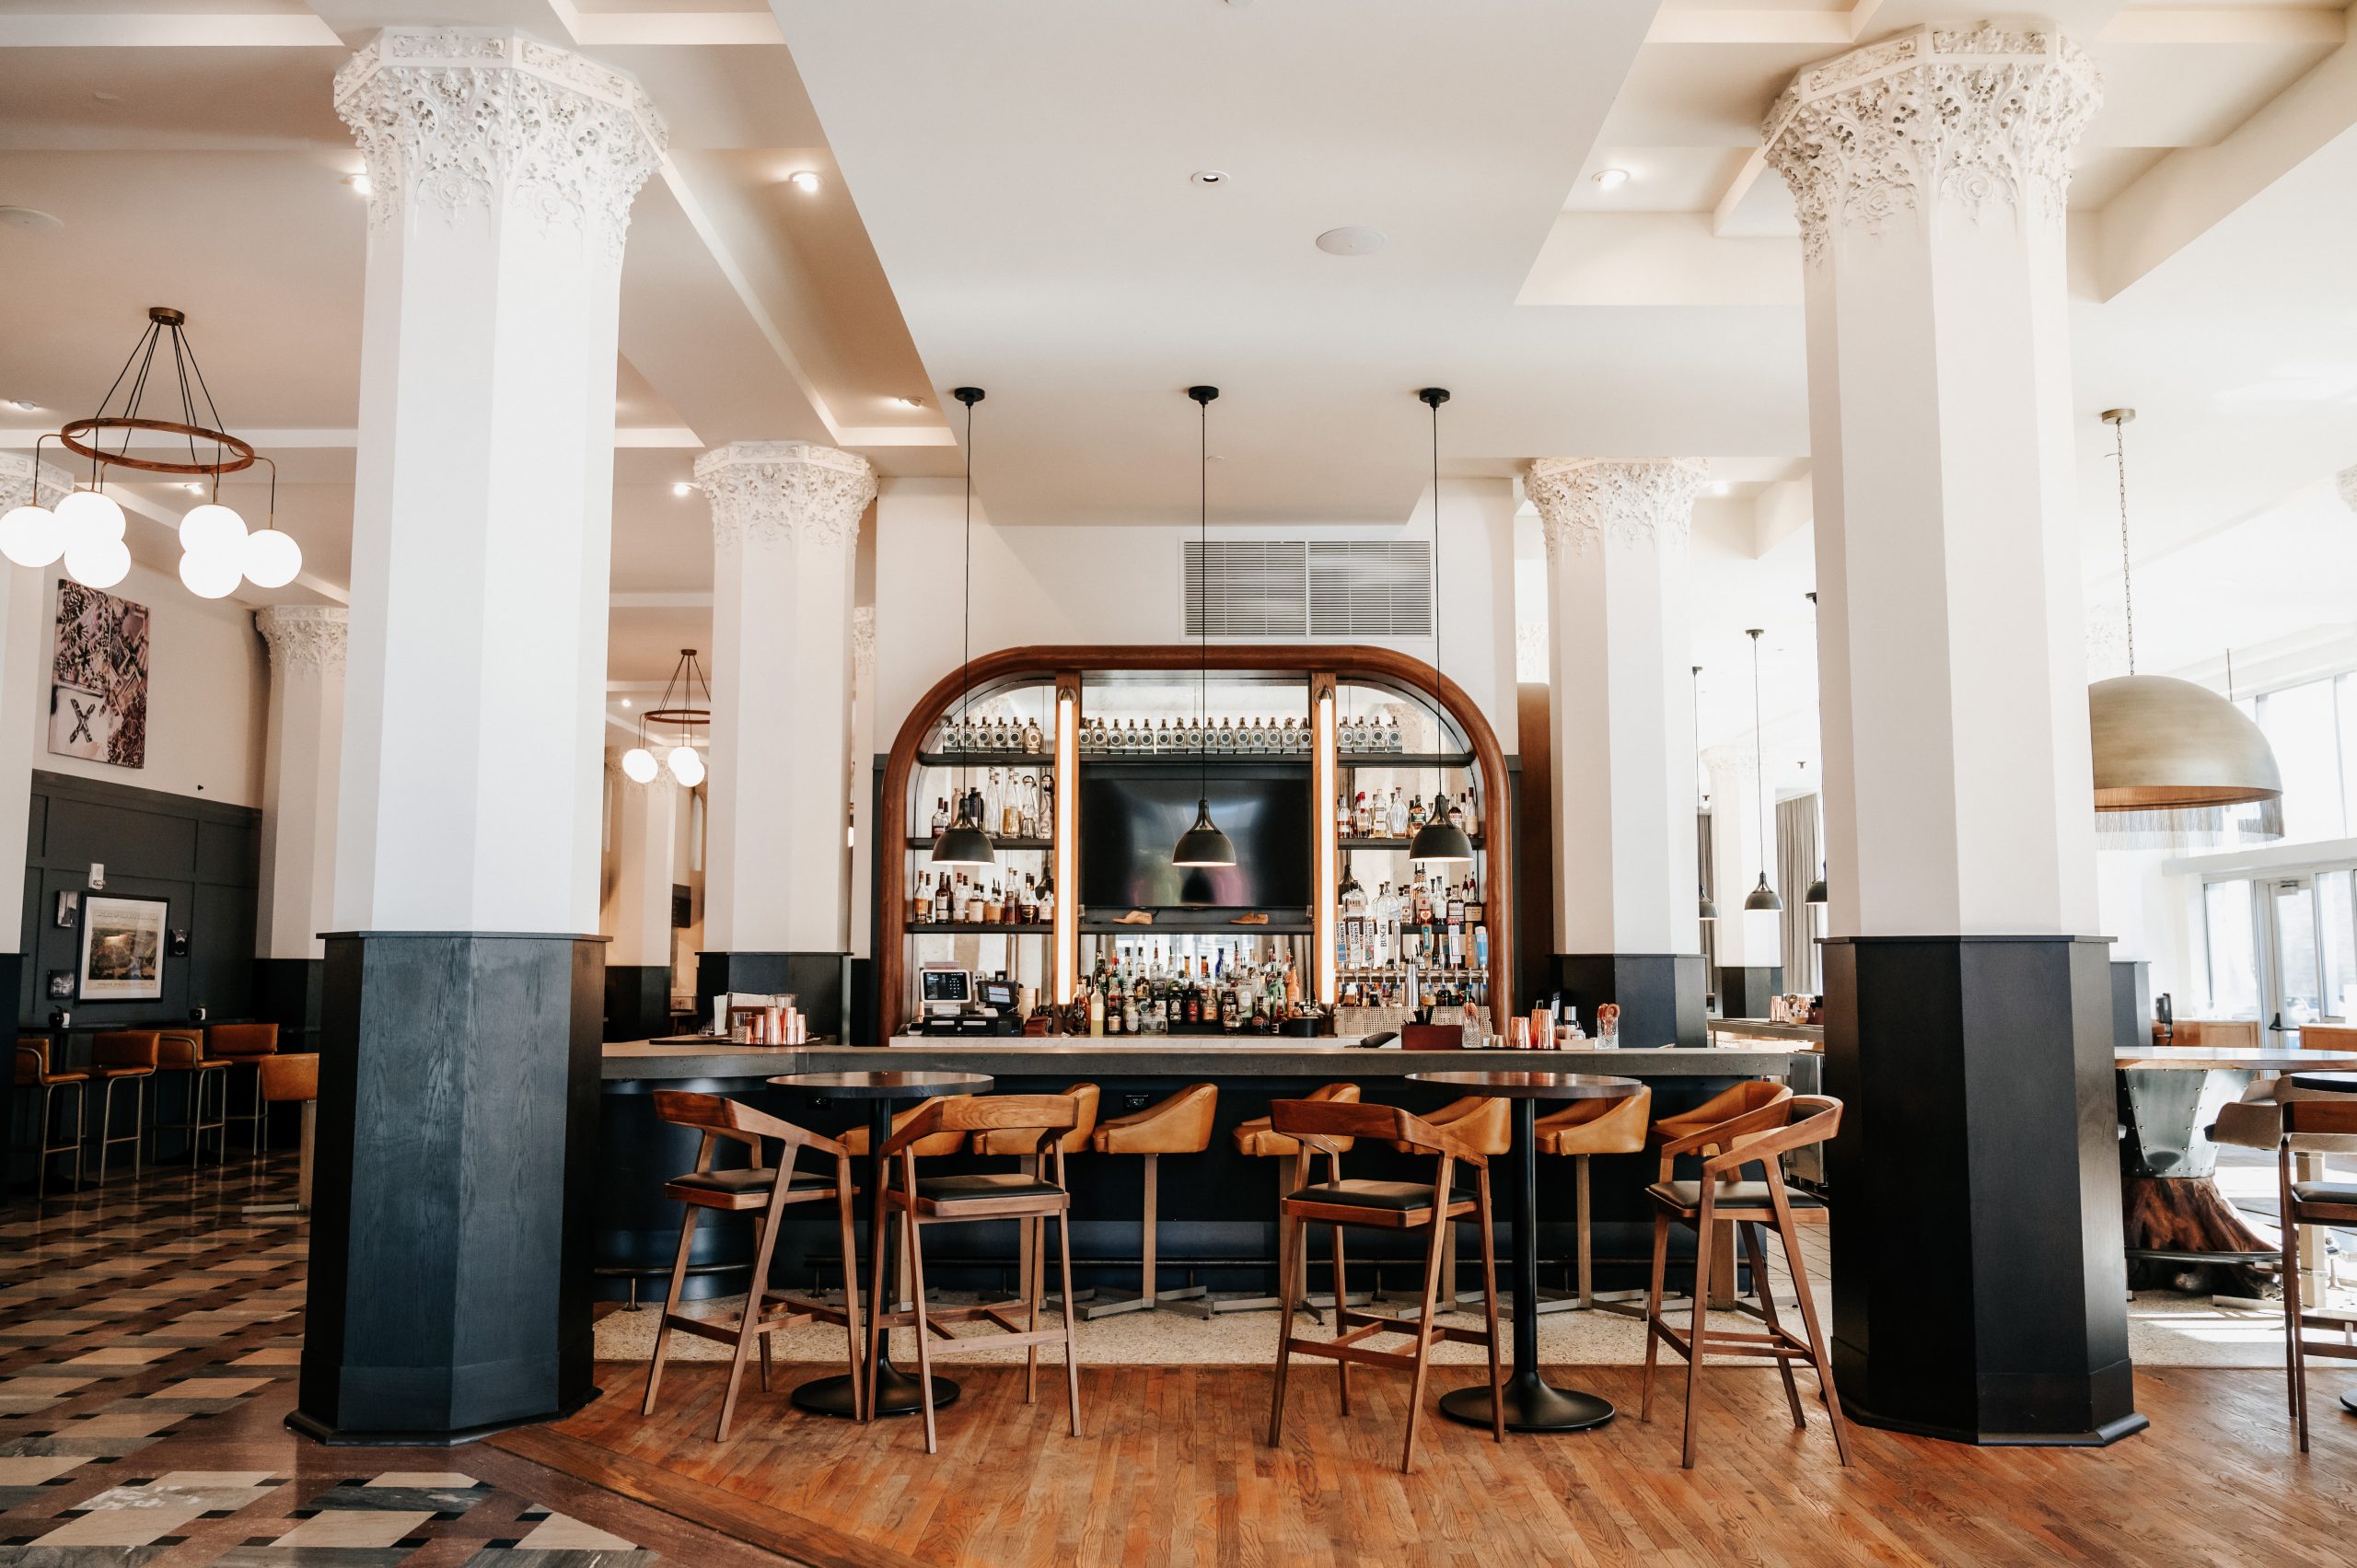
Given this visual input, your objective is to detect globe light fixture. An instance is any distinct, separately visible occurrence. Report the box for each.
[240,528,301,588]
[667,744,705,788]
[620,747,659,784]
[630,647,713,793]
[178,501,246,554]
[55,488,126,545]
[0,503,65,567]
[177,546,241,598]
[65,534,131,590]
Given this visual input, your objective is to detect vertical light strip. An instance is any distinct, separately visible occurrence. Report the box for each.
[1053,679,1080,1000]
[1313,679,1338,1006]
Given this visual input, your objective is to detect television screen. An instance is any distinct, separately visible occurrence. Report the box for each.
[1078,771,1311,911]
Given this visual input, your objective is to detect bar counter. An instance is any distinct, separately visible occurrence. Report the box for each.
[595,1035,1819,1305]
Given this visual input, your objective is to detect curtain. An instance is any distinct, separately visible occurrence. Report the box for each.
[1778,794,1820,993]
[1696,810,1716,981]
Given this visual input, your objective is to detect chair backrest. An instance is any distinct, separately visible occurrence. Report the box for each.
[2296,1023,2357,1052]
[259,1052,319,1103]
[157,1030,204,1070]
[91,1030,160,1070]
[1271,1098,1492,1163]
[207,1022,278,1059]
[1693,1093,1842,1179]
[891,1093,1080,1157]
[2187,1018,2260,1051]
[651,1088,834,1163]
[12,1037,47,1086]
[974,1082,1102,1156]
[2282,1098,2357,1139]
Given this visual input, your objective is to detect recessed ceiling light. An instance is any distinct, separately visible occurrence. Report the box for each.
[1316,226,1386,256]
[621,697,633,709]
[1190,170,1229,186]
[0,207,63,233]
[672,481,693,497]
[1710,480,1730,496]
[3,399,42,413]
[889,396,924,410]
[343,172,371,196]
[1592,167,1631,190]
[787,169,822,194]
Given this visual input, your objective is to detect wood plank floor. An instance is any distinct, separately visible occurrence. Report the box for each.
[495,1359,2357,1567]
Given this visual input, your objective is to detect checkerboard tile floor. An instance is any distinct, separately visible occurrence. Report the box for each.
[0,1154,709,1567]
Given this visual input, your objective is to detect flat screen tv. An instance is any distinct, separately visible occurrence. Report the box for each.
[1078,771,1311,911]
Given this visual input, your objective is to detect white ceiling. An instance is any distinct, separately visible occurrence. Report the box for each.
[0,0,2351,743]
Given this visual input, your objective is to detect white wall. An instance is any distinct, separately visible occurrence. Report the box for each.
[29,563,268,807]
[872,476,1522,758]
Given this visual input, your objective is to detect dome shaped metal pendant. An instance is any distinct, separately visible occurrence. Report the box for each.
[1410,819,1474,865]
[2090,674,2283,848]
[1172,798,1237,867]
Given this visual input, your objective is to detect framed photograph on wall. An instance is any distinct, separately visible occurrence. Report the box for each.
[78,894,168,1002]
[54,890,78,929]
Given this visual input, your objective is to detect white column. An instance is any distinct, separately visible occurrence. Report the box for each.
[1704,746,1776,969]
[696,441,875,954]
[1762,23,2101,939]
[255,606,347,959]
[602,751,679,967]
[1527,458,1704,959]
[0,456,68,958]
[330,29,665,934]
[849,604,876,958]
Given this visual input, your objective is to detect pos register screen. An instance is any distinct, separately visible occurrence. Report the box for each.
[1077,772,1311,911]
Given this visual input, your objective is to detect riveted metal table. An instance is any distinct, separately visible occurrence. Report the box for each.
[772,1069,993,1419]
[1408,1069,1643,1433]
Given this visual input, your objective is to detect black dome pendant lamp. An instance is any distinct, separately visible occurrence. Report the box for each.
[1743,627,1782,912]
[930,386,997,868]
[1171,385,1237,868]
[1409,387,1474,865]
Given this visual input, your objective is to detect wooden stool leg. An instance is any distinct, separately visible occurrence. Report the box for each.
[1770,1208,1852,1465]
[1330,1218,1352,1416]
[1708,1216,1736,1309]
[1057,1207,1083,1437]
[1142,1154,1159,1303]
[717,1201,784,1442]
[865,1201,891,1426]
[1017,1156,1039,1307]
[1681,1202,1716,1470]
[749,1214,774,1395]
[644,1206,701,1415]
[1268,1156,1306,1449]
[908,1212,939,1454]
[1399,1158,1452,1475]
[834,1161,865,1423]
[1743,1221,1804,1426]
[1575,1155,1594,1308]
[1640,1210,1670,1422]
[1476,1166,1504,1444]
[1025,1214,1042,1405]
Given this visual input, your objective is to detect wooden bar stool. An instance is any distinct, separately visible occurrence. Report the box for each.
[1651,1078,1790,1308]
[642,1090,865,1441]
[1186,1082,1359,1318]
[1641,1092,1850,1469]
[971,1082,1098,1308]
[203,1023,279,1158]
[1386,1095,1509,1318]
[1533,1085,1653,1314]
[868,1092,1086,1454]
[14,1038,86,1200]
[1266,1097,1505,1474]
[148,1029,227,1167]
[86,1031,158,1185]
[258,1054,319,1209]
[1084,1083,1218,1318]
[2277,1098,2357,1450]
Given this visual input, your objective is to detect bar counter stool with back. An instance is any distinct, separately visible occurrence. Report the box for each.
[1533,1085,1654,1313]
[1641,1092,1851,1469]
[2277,1098,2357,1450]
[14,1038,87,1199]
[1191,1082,1360,1318]
[1387,1093,1509,1318]
[1085,1083,1218,1318]
[149,1028,227,1167]
[641,1091,865,1441]
[85,1031,159,1184]
[1651,1077,1791,1310]
[1266,1097,1506,1474]
[868,1092,1086,1454]
[203,1023,279,1158]
[258,1053,319,1209]
[970,1083,1099,1308]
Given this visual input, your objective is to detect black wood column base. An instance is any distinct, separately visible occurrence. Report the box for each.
[1555,953,1706,1047]
[1823,934,2142,1447]
[696,950,849,1040]
[297,931,605,1445]
[602,963,671,1041]
[286,1386,601,1448]
[1715,964,1783,1019]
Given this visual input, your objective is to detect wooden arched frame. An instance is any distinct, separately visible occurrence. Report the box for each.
[877,645,1515,1040]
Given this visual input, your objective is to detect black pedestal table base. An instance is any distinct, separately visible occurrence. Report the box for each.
[792,1363,958,1419]
[1439,1370,1615,1433]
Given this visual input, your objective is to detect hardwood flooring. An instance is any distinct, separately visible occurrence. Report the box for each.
[502,1357,2357,1567]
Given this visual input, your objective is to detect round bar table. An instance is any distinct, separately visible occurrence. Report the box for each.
[772,1069,993,1419]
[1409,1069,1642,1433]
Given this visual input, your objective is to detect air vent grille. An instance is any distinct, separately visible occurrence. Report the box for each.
[1182,540,1308,637]
[1308,540,1433,639]
[1181,539,1436,639]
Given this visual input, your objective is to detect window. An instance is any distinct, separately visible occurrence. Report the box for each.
[2204,879,2260,1018]
[2252,675,2351,843]
[2321,869,2355,1021]
[2274,879,2322,1023]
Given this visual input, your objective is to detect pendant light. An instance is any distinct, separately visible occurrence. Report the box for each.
[1803,591,1828,905]
[1743,628,1782,912]
[1409,387,1474,865]
[2087,409,2282,848]
[1171,385,1237,867]
[1692,664,1716,923]
[930,387,997,868]
[622,647,711,787]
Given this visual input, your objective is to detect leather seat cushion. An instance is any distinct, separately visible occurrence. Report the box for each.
[1288,1179,1471,1214]
[913,1172,1065,1204]
[669,1167,838,1197]
[87,1064,156,1078]
[1647,1179,1824,1212]
[2291,1180,2357,1207]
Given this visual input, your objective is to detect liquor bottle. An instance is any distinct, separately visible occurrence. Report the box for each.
[1038,870,1056,923]
[1407,794,1426,831]
[1472,922,1490,972]
[1447,794,1467,832]
[1353,792,1373,836]
[930,797,949,835]
[1124,985,1141,1035]
[913,871,931,917]
[1384,715,1403,752]
[1022,714,1044,754]
[1387,788,1408,837]
[1459,790,1479,837]
[1089,977,1107,1037]
[984,880,1004,923]
[1335,794,1352,839]
[933,874,952,923]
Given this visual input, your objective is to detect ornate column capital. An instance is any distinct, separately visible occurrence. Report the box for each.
[334,27,667,262]
[1526,458,1709,562]
[694,441,877,551]
[0,452,73,510]
[852,604,877,662]
[1761,25,2100,267]
[255,604,349,678]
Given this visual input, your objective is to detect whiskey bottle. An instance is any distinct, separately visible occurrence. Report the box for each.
[930,796,949,835]
[1335,793,1352,839]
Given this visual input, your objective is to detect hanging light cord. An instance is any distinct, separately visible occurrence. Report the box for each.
[1426,397,1446,814]
[1198,392,1209,799]
[959,393,975,823]
[1751,631,1768,874]
[2113,416,2135,677]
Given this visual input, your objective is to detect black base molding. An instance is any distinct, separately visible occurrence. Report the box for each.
[297,931,605,1444]
[286,1386,601,1448]
[1822,934,2140,1446]
[696,950,849,1040]
[603,963,671,1041]
[1554,953,1705,1048]
[1840,1397,2149,1448]
[1715,964,1782,1019]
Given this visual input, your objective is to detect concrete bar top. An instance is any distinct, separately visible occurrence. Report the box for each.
[601,1036,1812,1083]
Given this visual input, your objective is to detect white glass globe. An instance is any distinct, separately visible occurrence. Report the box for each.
[0,505,64,568]
[621,748,658,784]
[239,528,301,588]
[179,502,248,555]
[667,745,706,787]
[54,489,126,544]
[178,547,242,599]
[64,535,131,589]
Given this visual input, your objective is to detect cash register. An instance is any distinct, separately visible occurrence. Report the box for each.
[916,966,1023,1036]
